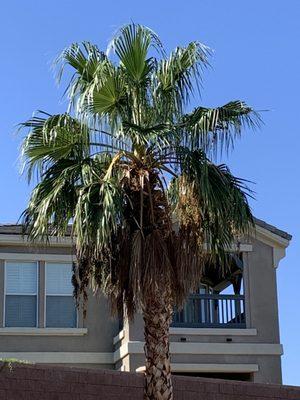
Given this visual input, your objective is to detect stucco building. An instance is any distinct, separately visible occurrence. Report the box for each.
[0,218,291,383]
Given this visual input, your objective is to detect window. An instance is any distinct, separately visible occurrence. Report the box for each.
[45,263,77,328]
[5,261,37,327]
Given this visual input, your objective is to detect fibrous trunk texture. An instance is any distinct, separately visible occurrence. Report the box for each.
[142,287,173,400]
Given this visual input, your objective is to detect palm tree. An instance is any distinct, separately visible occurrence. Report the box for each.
[20,24,259,400]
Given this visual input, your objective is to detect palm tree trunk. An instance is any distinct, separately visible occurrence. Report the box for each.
[142,287,173,400]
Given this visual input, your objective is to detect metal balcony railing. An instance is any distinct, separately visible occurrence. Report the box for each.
[172,293,246,328]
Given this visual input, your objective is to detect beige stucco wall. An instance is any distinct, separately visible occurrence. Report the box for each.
[117,236,283,383]
[244,238,280,343]
[0,233,285,384]
[125,237,281,344]
[0,243,119,356]
[122,353,282,384]
[0,244,74,255]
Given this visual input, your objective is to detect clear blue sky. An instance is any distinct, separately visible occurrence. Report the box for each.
[0,0,299,385]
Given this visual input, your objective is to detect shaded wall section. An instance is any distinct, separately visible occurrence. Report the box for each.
[0,363,299,399]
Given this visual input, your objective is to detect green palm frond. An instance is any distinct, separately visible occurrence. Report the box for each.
[181,101,261,154]
[20,112,90,181]
[91,68,127,126]
[170,148,254,263]
[108,23,164,83]
[55,41,115,112]
[122,120,173,149]
[74,177,124,259]
[157,42,210,93]
[56,41,105,83]
[22,159,81,239]
[154,42,211,118]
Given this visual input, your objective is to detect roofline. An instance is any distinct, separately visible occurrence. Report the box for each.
[0,218,292,248]
[254,218,292,242]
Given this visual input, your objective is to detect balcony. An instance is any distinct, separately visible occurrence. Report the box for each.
[172,293,246,328]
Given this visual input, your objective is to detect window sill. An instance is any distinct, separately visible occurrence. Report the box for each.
[0,328,88,336]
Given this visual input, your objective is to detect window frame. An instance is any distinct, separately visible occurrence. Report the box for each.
[3,260,39,328]
[44,262,78,328]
